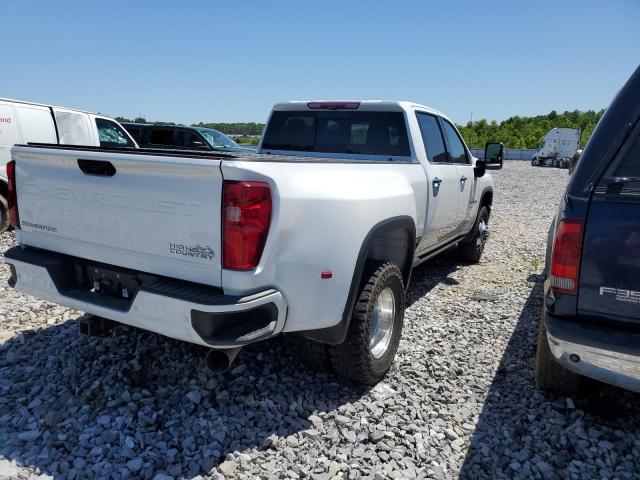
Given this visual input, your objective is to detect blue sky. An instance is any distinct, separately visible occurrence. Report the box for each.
[1,1,638,125]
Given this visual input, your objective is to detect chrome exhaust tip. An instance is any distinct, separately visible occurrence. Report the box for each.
[205,347,242,374]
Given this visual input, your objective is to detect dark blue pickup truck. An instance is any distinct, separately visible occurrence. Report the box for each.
[536,65,640,394]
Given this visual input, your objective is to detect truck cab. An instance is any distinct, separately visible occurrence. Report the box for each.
[258,101,500,260]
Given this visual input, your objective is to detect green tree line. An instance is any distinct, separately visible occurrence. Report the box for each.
[456,109,604,149]
[115,109,605,148]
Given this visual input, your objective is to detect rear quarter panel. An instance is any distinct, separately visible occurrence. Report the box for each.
[220,160,426,332]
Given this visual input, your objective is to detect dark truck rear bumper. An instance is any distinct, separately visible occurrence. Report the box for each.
[4,246,287,348]
[545,312,640,393]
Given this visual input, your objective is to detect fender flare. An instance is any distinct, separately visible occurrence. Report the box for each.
[463,187,494,241]
[480,186,493,207]
[303,215,416,345]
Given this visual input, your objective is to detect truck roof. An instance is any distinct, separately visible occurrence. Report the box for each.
[272,100,446,118]
[122,122,210,130]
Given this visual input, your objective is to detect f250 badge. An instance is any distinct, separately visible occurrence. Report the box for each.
[169,243,215,261]
[600,286,640,305]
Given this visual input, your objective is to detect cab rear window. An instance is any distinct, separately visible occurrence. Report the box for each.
[262,111,410,157]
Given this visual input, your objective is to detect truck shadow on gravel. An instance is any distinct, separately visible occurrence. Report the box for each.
[405,250,460,307]
[0,320,369,479]
[459,275,640,479]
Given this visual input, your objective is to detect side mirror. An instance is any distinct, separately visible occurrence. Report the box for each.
[484,142,504,170]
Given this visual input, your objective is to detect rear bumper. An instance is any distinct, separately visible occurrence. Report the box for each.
[545,313,640,393]
[4,246,287,348]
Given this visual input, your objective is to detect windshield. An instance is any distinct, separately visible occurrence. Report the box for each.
[262,111,410,157]
[197,128,239,150]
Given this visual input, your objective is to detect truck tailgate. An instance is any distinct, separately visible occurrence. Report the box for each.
[578,180,640,323]
[13,146,224,287]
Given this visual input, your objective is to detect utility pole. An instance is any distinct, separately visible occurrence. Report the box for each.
[470,112,473,124]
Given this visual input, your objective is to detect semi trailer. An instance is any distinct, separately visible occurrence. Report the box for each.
[531,127,581,168]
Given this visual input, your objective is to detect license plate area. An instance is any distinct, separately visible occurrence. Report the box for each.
[63,260,158,311]
[82,265,141,301]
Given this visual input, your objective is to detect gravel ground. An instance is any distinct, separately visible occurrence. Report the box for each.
[1,161,640,480]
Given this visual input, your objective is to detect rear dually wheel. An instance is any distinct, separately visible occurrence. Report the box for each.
[328,261,405,385]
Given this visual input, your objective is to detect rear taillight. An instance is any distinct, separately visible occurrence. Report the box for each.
[549,219,584,294]
[6,160,19,228]
[222,181,272,270]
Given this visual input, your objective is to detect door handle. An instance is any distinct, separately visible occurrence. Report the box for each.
[460,176,467,182]
[78,159,116,176]
[432,177,442,186]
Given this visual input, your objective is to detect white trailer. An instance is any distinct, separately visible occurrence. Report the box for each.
[531,127,581,168]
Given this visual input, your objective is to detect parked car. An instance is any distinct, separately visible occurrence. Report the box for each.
[5,100,502,385]
[0,98,137,232]
[122,123,255,153]
[531,127,581,168]
[536,65,640,394]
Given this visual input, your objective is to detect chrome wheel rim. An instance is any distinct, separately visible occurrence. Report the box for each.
[477,220,490,247]
[369,287,396,359]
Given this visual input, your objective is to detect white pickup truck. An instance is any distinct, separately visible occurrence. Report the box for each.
[5,101,502,385]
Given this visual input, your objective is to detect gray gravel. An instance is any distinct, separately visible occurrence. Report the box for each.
[2,161,640,479]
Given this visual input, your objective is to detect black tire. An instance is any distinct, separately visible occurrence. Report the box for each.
[0,195,9,234]
[531,157,537,166]
[327,261,405,385]
[535,311,581,395]
[459,206,489,263]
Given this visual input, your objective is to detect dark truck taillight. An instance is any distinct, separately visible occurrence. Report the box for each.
[222,181,272,270]
[6,160,19,229]
[549,219,584,295]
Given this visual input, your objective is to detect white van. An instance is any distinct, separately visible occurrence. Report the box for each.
[0,98,137,232]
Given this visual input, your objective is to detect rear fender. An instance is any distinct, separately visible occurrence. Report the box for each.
[303,216,415,345]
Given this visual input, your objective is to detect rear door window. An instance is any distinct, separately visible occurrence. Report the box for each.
[440,119,469,164]
[611,133,640,178]
[54,110,93,145]
[262,111,410,157]
[415,112,448,163]
[125,126,142,143]
[183,131,209,150]
[95,118,135,148]
[148,128,176,146]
